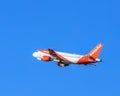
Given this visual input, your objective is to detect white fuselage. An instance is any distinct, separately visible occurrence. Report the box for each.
[32,51,83,64]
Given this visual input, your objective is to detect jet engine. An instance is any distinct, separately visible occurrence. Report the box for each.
[42,56,51,61]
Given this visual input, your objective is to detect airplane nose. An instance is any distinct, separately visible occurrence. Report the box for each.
[32,52,38,57]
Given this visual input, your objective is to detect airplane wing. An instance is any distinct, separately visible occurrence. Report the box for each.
[48,48,71,66]
[48,48,61,61]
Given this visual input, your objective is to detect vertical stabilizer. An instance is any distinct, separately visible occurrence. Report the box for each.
[88,43,103,59]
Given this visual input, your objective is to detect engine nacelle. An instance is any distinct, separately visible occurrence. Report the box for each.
[42,56,51,61]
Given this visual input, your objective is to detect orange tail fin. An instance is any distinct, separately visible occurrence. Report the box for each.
[88,43,103,59]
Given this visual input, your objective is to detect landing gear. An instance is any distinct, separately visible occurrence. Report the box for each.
[57,62,69,67]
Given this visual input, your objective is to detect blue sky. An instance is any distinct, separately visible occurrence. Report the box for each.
[0,0,120,96]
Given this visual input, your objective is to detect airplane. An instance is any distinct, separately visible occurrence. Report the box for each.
[32,43,103,67]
